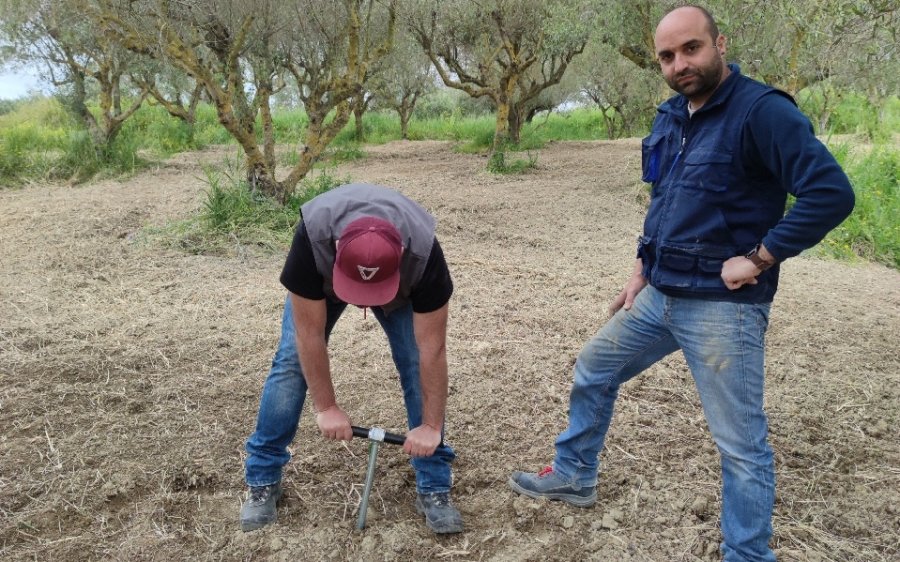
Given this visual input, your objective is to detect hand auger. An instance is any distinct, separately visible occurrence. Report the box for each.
[351,425,406,530]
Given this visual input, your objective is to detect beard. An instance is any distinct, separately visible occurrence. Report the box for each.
[666,60,724,99]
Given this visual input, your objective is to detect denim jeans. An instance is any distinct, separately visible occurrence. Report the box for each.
[553,285,775,562]
[245,295,455,494]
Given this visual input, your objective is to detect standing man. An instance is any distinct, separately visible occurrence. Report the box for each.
[509,5,854,561]
[240,183,463,534]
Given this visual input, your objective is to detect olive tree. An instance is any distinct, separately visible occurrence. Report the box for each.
[368,30,435,140]
[574,40,660,138]
[97,0,395,202]
[408,0,595,152]
[1,0,149,153]
[712,0,898,133]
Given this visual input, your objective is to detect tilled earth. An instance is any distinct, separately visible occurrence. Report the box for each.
[1,140,898,561]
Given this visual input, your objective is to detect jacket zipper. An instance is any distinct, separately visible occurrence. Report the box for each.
[652,125,689,277]
[667,133,686,175]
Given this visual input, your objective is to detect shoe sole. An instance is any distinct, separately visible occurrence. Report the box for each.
[240,517,275,532]
[507,477,597,508]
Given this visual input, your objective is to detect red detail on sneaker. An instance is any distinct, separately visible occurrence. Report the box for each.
[538,466,553,477]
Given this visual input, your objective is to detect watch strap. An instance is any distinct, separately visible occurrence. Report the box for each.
[745,245,775,271]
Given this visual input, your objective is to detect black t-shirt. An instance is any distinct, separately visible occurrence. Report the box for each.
[280,222,453,313]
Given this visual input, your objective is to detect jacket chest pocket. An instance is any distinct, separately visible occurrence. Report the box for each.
[678,149,733,192]
[641,132,669,184]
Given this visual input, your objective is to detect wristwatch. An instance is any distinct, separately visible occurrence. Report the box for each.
[745,244,775,271]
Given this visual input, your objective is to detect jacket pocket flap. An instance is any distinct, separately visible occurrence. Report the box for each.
[683,149,732,165]
[697,257,724,273]
[659,252,696,271]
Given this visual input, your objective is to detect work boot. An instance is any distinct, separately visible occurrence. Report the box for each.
[239,482,283,531]
[508,466,597,507]
[415,492,464,534]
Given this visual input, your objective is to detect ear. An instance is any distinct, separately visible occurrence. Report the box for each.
[717,35,727,56]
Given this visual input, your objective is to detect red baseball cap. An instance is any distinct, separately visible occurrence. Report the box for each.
[333,217,403,306]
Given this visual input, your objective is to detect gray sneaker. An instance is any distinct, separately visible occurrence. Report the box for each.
[415,492,464,534]
[240,482,283,531]
[508,466,597,507]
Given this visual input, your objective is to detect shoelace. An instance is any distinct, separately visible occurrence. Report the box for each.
[538,466,554,478]
[249,487,271,502]
[428,492,451,507]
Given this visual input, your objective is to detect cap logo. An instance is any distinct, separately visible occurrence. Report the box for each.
[357,265,379,281]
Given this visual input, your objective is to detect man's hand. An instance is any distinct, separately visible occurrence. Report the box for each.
[608,259,648,317]
[315,405,353,441]
[721,256,761,290]
[403,424,442,458]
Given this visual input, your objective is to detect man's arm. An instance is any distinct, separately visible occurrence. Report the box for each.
[722,94,854,290]
[404,303,449,457]
[747,95,855,258]
[289,292,352,441]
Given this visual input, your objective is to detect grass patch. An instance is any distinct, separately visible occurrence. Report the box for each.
[487,148,539,174]
[817,144,899,267]
[322,143,366,165]
[162,162,350,255]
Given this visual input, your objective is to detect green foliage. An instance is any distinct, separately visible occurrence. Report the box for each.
[333,112,398,145]
[415,89,494,120]
[324,143,366,164]
[0,126,34,184]
[185,159,349,254]
[0,97,146,185]
[818,145,900,268]
[522,108,610,141]
[271,107,309,143]
[798,89,900,141]
[414,90,459,120]
[453,125,497,153]
[192,105,236,146]
[487,147,538,174]
[0,99,18,116]
[122,105,196,155]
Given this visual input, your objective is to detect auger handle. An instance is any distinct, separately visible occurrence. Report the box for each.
[351,425,406,446]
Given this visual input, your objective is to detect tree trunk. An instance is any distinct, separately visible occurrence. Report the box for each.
[353,103,365,142]
[246,154,279,200]
[506,105,525,145]
[258,83,276,174]
[599,105,616,139]
[69,71,104,149]
[397,92,419,140]
[493,99,512,152]
[352,92,373,143]
[353,109,364,141]
[399,110,411,139]
[281,101,353,194]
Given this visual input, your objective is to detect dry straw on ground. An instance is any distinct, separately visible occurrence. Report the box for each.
[1,140,898,561]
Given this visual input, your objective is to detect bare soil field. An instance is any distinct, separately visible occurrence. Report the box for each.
[1,140,898,561]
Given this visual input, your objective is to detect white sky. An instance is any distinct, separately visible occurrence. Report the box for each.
[0,67,47,99]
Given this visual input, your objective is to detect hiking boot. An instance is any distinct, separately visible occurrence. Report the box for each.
[415,492,464,534]
[239,482,283,531]
[508,466,597,507]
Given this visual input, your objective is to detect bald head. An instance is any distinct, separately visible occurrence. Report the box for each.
[657,5,719,44]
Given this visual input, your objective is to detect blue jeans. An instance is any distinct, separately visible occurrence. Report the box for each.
[245,296,456,494]
[553,285,774,562]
